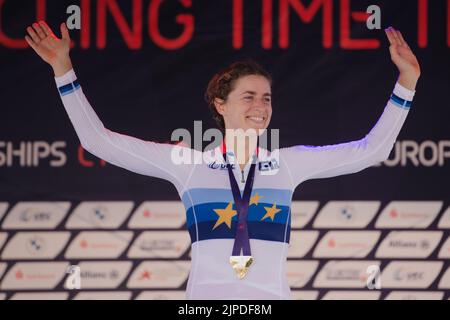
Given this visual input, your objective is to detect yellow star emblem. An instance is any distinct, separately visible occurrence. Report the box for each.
[212,202,237,230]
[249,192,263,206]
[260,203,282,221]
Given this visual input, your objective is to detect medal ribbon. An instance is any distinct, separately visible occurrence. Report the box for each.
[221,137,259,256]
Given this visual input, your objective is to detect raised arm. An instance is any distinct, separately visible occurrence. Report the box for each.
[280,27,421,188]
[25,21,195,192]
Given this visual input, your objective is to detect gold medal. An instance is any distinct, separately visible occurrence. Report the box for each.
[229,255,253,279]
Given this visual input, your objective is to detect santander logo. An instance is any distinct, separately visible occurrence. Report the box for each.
[15,270,24,280]
[80,239,88,249]
[139,270,152,281]
[390,209,399,218]
[143,210,152,218]
[328,239,336,248]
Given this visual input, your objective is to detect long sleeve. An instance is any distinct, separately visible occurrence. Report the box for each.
[279,82,415,188]
[55,69,195,193]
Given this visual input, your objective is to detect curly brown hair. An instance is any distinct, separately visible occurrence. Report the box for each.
[204,59,272,133]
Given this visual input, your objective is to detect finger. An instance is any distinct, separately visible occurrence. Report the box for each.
[25,35,38,50]
[27,26,41,44]
[60,22,70,40]
[397,31,410,48]
[390,27,402,46]
[384,27,396,45]
[32,22,47,40]
[394,29,405,46]
[38,21,53,37]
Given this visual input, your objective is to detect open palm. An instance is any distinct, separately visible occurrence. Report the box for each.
[385,27,421,77]
[25,21,71,66]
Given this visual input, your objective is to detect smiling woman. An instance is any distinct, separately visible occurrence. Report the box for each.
[204,60,273,134]
[25,20,420,299]
[204,60,274,171]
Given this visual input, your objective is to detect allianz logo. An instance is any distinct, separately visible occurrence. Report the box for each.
[81,270,119,279]
[325,269,360,280]
[139,240,175,251]
[388,240,430,249]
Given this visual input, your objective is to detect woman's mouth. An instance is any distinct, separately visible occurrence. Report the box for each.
[246,116,266,125]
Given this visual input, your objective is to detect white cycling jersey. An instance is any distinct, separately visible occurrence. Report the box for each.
[55,69,414,299]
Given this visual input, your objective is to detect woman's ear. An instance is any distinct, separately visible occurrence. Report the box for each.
[213,97,226,116]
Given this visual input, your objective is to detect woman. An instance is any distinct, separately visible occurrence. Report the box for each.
[25,21,420,299]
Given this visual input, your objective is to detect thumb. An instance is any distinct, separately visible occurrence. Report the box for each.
[60,22,70,40]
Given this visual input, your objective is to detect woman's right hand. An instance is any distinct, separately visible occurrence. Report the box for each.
[25,21,72,77]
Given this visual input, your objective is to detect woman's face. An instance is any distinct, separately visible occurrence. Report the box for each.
[214,74,272,134]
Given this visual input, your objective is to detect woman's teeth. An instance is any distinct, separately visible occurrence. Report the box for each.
[247,116,265,123]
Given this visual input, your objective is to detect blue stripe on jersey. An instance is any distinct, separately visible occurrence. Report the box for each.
[188,220,291,244]
[182,188,292,211]
[59,80,81,96]
[390,93,412,109]
[186,201,290,228]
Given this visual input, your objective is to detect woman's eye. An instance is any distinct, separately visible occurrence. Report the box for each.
[243,96,270,103]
